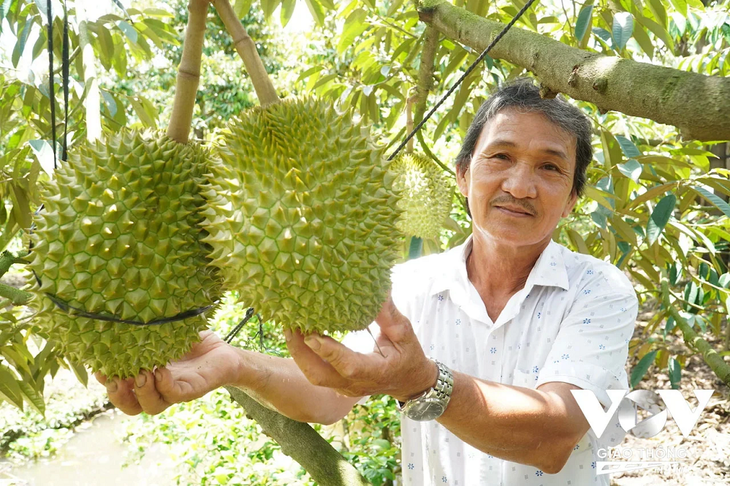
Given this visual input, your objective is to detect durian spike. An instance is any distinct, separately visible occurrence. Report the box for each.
[211,0,279,106]
[167,0,210,143]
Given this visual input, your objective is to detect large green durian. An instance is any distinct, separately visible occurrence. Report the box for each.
[203,98,402,333]
[391,152,453,240]
[28,130,220,379]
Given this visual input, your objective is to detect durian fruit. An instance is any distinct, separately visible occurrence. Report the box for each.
[391,153,453,240]
[203,97,402,333]
[28,130,221,379]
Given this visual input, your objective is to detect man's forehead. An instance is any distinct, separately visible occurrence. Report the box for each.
[474,108,577,160]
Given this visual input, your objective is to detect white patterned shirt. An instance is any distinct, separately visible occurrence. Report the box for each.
[345,236,638,486]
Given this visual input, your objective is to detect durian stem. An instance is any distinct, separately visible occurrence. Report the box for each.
[211,0,280,106]
[413,26,438,126]
[0,283,31,306]
[0,251,28,279]
[166,0,210,144]
[413,27,455,178]
[406,95,415,153]
[225,386,369,486]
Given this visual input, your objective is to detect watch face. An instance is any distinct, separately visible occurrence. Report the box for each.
[406,399,446,422]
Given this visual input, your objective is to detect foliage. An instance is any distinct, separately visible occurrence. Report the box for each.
[0,0,729,482]
[0,365,108,458]
[341,395,401,485]
[121,388,308,485]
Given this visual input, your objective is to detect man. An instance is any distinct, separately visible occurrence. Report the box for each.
[98,80,638,485]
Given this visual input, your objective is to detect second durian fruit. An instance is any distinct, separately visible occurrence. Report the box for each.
[390,152,453,240]
[28,130,220,379]
[204,97,402,333]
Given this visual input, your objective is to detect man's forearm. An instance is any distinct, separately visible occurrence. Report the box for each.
[228,347,357,425]
[436,371,584,473]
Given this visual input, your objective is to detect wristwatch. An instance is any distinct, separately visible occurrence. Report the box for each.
[397,359,454,421]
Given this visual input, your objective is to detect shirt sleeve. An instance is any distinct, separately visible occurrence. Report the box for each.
[535,273,638,446]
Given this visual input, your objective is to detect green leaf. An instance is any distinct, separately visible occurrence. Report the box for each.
[0,363,24,409]
[612,12,634,50]
[592,27,612,44]
[693,186,730,218]
[29,139,56,176]
[408,237,422,260]
[631,350,657,388]
[233,0,253,18]
[646,194,676,245]
[304,0,326,26]
[101,90,117,117]
[615,135,642,158]
[617,159,642,182]
[668,357,681,390]
[575,4,593,44]
[10,183,31,229]
[338,9,368,54]
[280,0,296,26]
[129,96,157,129]
[67,359,88,387]
[11,16,32,68]
[117,20,137,44]
[17,380,45,415]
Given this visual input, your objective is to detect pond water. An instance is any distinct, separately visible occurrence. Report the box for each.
[0,410,177,486]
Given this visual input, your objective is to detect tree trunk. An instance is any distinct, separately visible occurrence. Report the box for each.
[418,1,730,141]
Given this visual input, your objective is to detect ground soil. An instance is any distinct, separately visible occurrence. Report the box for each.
[610,308,730,486]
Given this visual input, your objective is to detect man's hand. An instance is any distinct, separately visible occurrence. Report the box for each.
[95,331,239,416]
[286,296,437,402]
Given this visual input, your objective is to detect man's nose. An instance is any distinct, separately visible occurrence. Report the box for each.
[500,162,537,199]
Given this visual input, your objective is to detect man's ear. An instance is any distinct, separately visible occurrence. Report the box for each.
[562,190,578,218]
[456,164,469,198]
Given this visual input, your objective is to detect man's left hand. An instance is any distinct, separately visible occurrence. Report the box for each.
[285,296,437,402]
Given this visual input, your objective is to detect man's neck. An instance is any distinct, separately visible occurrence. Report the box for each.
[466,232,549,300]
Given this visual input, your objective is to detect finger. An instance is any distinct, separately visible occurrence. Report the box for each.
[153,366,180,401]
[285,329,349,388]
[105,376,143,416]
[134,369,170,415]
[94,371,108,386]
[375,295,417,345]
[303,333,378,381]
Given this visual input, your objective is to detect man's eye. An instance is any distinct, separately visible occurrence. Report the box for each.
[543,164,560,171]
[492,154,509,160]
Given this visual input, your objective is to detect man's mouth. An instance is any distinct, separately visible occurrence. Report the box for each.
[495,205,534,216]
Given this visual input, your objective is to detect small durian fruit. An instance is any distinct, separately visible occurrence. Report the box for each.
[391,153,453,240]
[28,130,221,379]
[203,97,403,333]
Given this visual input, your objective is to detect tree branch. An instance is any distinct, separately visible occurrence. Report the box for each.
[225,387,369,486]
[0,282,31,306]
[418,2,730,141]
[661,279,730,386]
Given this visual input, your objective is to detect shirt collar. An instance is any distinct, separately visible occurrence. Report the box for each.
[430,234,570,297]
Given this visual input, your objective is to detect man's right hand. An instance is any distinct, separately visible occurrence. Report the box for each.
[95,330,240,416]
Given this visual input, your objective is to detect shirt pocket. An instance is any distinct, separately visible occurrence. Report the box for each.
[511,368,537,389]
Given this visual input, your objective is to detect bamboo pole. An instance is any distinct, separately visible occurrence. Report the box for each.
[166,0,209,143]
[211,0,279,106]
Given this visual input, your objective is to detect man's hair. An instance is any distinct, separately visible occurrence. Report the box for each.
[455,78,593,198]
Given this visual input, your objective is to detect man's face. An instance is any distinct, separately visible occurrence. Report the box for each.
[457,108,578,249]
